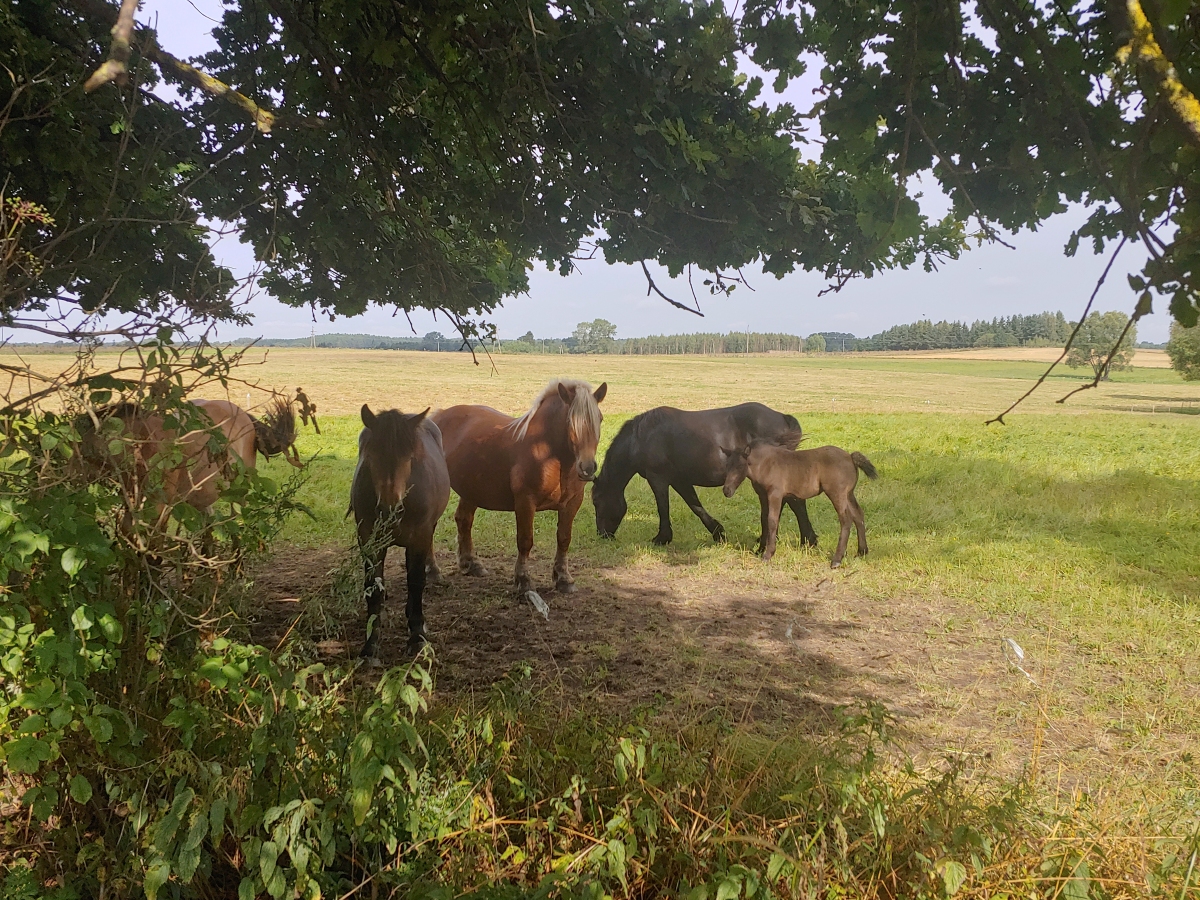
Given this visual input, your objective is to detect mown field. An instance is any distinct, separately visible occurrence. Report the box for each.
[205,350,1200,795]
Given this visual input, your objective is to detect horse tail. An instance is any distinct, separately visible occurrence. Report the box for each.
[770,427,804,451]
[851,452,878,480]
[253,396,297,460]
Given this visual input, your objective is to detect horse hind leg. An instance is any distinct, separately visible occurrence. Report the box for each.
[829,493,853,569]
[454,500,488,577]
[851,493,868,557]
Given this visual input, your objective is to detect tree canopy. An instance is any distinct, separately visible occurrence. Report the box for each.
[2,0,1198,344]
[1066,310,1137,377]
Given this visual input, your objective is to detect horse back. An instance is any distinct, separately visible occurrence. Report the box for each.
[191,399,256,468]
[430,404,524,509]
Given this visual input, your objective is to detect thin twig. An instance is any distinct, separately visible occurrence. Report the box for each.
[985,234,1128,424]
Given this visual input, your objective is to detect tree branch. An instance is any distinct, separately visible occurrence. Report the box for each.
[83,0,138,92]
[985,234,1127,424]
[1119,0,1200,149]
[640,260,704,316]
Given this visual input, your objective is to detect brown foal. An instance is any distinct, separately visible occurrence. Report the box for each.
[722,430,877,567]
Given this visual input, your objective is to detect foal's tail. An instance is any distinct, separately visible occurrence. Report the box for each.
[253,396,299,465]
[851,452,878,480]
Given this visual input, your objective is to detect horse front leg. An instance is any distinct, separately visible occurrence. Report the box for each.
[360,548,387,660]
[760,492,784,562]
[404,546,428,655]
[454,499,488,576]
[673,482,725,542]
[785,496,819,547]
[648,476,674,545]
[553,491,584,594]
[513,494,537,595]
[754,483,770,553]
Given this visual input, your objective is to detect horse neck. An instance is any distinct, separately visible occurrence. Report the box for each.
[597,424,636,490]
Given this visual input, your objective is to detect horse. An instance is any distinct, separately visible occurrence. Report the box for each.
[591,402,818,547]
[430,379,607,595]
[78,397,297,516]
[350,404,450,658]
[722,430,877,567]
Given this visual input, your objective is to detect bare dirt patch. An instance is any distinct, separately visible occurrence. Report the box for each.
[247,543,1057,774]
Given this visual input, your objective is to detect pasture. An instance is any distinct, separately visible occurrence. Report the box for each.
[184,347,1200,803]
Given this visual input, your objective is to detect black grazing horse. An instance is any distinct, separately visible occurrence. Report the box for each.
[350,405,451,659]
[592,403,818,547]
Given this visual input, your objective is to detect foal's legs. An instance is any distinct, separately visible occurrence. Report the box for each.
[672,482,725,542]
[785,497,819,547]
[454,500,488,576]
[829,492,854,568]
[760,492,784,562]
[553,490,584,593]
[513,493,537,594]
[850,492,868,557]
[360,547,387,660]
[648,476,674,545]
[404,546,428,655]
[753,483,770,552]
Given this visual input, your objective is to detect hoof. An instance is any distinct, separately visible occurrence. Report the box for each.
[358,653,384,668]
[406,637,429,658]
[830,559,843,569]
[651,533,672,546]
[460,560,489,577]
[711,525,727,543]
[514,576,533,596]
[425,566,444,586]
[555,580,578,594]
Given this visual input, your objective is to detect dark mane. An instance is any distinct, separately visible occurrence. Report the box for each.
[751,427,803,451]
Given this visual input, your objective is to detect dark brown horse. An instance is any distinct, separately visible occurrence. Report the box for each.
[722,430,877,567]
[350,405,450,658]
[592,403,817,546]
[431,379,607,594]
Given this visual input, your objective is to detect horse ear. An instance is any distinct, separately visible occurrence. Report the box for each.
[557,382,574,405]
[409,407,430,426]
[361,404,376,428]
[741,445,752,459]
[593,382,607,403]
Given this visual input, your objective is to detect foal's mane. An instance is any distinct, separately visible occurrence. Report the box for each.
[509,379,601,443]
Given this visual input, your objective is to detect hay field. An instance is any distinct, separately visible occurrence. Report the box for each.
[184,347,1200,813]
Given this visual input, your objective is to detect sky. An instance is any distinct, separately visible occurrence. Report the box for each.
[135,0,1170,344]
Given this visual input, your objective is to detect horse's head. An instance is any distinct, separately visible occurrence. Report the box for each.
[592,464,626,537]
[721,445,752,498]
[557,380,606,482]
[360,404,429,507]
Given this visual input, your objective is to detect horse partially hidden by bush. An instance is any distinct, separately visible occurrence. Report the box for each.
[77,397,297,518]
[722,430,877,568]
[431,379,607,595]
[592,402,818,547]
[350,404,450,659]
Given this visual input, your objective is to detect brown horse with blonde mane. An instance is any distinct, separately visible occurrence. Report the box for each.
[431,379,607,594]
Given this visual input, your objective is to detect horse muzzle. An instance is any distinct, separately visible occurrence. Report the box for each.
[576,461,598,481]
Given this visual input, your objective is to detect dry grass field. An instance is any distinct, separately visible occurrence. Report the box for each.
[8,345,1199,793]
[122,346,1193,814]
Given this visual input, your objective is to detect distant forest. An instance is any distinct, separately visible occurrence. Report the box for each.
[12,313,1162,354]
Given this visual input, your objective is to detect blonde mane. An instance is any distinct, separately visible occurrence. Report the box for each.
[508,379,602,443]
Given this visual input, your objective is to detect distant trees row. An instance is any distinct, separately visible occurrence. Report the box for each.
[855,312,1072,351]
